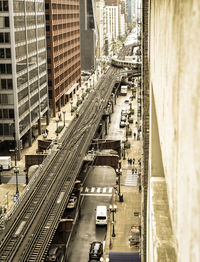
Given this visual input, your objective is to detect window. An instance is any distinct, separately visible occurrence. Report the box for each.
[0,48,11,58]
[0,48,4,58]
[4,16,9,27]
[0,1,9,12]
[0,78,12,89]
[6,48,11,58]
[4,32,9,42]
[0,64,5,73]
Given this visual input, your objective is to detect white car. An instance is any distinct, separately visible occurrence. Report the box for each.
[67,196,77,209]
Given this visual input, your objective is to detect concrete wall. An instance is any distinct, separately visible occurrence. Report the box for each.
[148,0,200,261]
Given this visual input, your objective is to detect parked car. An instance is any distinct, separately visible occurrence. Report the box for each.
[89,241,103,261]
[121,110,128,117]
[121,115,126,122]
[120,121,126,128]
[124,98,130,103]
[46,246,63,261]
[67,195,77,209]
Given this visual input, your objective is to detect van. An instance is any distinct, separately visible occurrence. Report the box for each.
[96,206,107,226]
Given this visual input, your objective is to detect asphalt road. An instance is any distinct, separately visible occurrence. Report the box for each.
[67,166,115,262]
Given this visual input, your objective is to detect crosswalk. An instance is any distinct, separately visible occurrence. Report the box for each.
[81,186,113,196]
[122,170,138,186]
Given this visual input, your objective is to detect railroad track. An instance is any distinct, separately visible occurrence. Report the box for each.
[0,66,119,261]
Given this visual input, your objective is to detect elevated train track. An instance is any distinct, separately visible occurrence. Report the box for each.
[0,67,120,261]
[0,45,135,261]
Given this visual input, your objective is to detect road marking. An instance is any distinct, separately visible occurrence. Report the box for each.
[97,187,101,193]
[103,187,107,193]
[81,193,112,197]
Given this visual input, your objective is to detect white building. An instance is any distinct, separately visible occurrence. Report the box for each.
[95,0,106,58]
[0,0,49,158]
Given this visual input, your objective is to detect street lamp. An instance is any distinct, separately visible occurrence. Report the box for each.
[14,166,19,197]
[0,164,2,184]
[62,110,66,126]
[109,204,117,237]
[70,99,73,116]
[56,119,59,137]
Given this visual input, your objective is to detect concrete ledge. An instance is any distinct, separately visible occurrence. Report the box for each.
[149,177,177,262]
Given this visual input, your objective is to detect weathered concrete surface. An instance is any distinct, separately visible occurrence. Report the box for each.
[147,0,200,261]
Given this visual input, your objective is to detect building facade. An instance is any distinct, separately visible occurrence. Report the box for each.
[95,0,105,59]
[80,0,96,72]
[45,0,81,117]
[142,0,200,261]
[0,0,49,158]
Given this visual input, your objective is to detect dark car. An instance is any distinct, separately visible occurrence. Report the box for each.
[89,241,103,261]
[46,246,63,262]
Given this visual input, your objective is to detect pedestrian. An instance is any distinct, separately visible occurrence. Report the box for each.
[46,129,49,136]
[58,113,61,120]
[135,168,137,174]
[133,132,136,139]
[132,168,135,175]
[130,158,132,165]
[132,158,135,164]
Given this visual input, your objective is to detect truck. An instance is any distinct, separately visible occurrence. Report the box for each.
[120,85,128,96]
[0,156,12,170]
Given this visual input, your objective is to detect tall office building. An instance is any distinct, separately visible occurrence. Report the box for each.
[45,0,81,117]
[80,0,96,72]
[95,0,105,59]
[0,0,49,158]
[127,0,136,23]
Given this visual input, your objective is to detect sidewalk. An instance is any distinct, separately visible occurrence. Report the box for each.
[103,87,142,260]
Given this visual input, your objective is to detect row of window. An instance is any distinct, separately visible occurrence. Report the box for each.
[50,13,79,20]
[47,21,79,32]
[17,70,47,89]
[15,38,46,58]
[0,48,11,58]
[52,29,79,42]
[16,51,46,73]
[54,52,80,75]
[51,3,79,10]
[53,37,80,53]
[15,27,45,43]
[14,15,45,28]
[54,60,80,86]
[0,108,14,119]
[13,1,44,13]
[53,46,80,64]
[54,69,80,97]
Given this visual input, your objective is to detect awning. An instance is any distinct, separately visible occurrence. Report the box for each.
[109,252,141,262]
[65,83,79,95]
